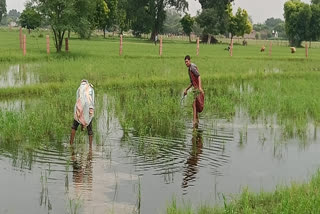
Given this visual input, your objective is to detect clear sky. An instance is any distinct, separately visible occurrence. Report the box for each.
[7,0,312,24]
[188,0,311,24]
[6,0,26,12]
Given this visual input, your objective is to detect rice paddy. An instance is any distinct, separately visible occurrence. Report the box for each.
[1,27,320,213]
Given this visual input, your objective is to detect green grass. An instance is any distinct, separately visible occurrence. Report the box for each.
[166,170,320,214]
[2,27,320,214]
[1,27,320,152]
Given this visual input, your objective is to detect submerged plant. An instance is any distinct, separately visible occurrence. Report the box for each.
[67,196,82,214]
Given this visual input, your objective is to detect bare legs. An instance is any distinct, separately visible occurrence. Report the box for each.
[192,101,199,129]
[69,128,93,145]
[89,135,93,145]
[70,128,76,145]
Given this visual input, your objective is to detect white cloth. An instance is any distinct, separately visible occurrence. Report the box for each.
[74,81,94,127]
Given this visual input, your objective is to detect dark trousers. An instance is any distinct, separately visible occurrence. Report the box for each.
[71,119,93,136]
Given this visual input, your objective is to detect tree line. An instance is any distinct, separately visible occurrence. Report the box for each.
[2,0,320,51]
[284,0,320,47]
[253,18,286,40]
[1,0,254,52]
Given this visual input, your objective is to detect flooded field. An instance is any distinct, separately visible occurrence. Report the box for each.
[1,33,320,213]
[1,92,320,213]
[0,64,39,88]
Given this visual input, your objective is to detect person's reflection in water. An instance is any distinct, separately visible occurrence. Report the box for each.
[71,143,93,192]
[182,129,203,190]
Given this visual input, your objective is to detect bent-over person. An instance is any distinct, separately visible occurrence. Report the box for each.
[70,79,95,145]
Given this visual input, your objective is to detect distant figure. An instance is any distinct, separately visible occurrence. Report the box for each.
[242,40,248,46]
[70,79,95,145]
[290,47,296,53]
[154,35,158,45]
[261,46,265,52]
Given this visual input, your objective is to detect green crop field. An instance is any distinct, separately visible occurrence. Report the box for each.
[2,27,320,213]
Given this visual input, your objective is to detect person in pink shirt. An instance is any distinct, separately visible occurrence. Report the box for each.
[183,55,205,128]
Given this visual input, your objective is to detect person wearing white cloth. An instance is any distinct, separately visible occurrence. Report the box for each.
[70,79,95,145]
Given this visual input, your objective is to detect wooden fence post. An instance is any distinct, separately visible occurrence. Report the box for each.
[269,41,272,56]
[23,34,26,56]
[65,38,69,52]
[305,42,308,59]
[196,37,199,56]
[119,35,123,56]
[19,27,22,49]
[46,35,50,54]
[159,37,163,56]
[230,38,233,57]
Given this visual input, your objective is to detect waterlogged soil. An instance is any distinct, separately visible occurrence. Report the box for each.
[0,99,26,112]
[1,104,320,214]
[0,64,39,88]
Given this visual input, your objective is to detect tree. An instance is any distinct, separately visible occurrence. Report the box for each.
[34,0,76,52]
[198,0,235,35]
[310,3,320,43]
[94,0,110,38]
[253,23,268,32]
[284,0,312,47]
[105,0,118,34]
[126,0,187,39]
[253,18,285,39]
[0,0,6,23]
[199,0,234,10]
[126,0,153,37]
[149,0,188,40]
[72,0,97,39]
[274,22,286,38]
[265,18,284,29]
[180,13,194,42]
[192,21,203,37]
[228,7,252,42]
[1,9,20,25]
[20,3,41,33]
[196,7,220,43]
[117,0,129,34]
[8,9,21,22]
[312,0,320,4]
[163,9,183,35]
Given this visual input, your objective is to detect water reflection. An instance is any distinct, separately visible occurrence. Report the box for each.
[40,170,52,211]
[0,64,39,88]
[182,129,203,190]
[71,144,93,192]
[0,99,25,112]
[2,94,320,214]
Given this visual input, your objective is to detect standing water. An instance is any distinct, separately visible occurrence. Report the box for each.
[0,64,39,88]
[0,97,320,214]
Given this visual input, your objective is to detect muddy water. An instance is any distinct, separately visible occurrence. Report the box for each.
[0,78,319,214]
[1,101,320,214]
[0,64,39,88]
[0,99,26,111]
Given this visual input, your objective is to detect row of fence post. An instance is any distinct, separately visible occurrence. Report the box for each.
[18,28,309,58]
[266,41,308,58]
[19,28,69,55]
[19,28,27,56]
[119,36,200,57]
